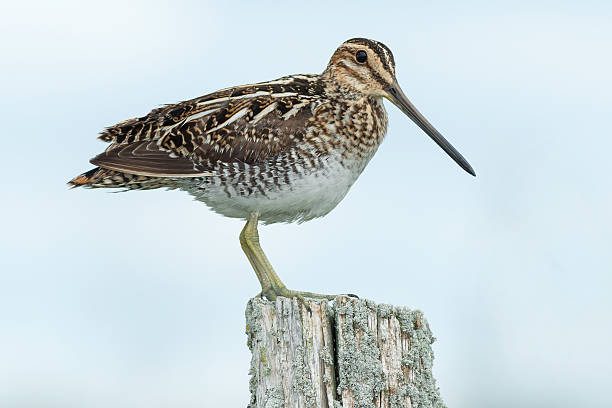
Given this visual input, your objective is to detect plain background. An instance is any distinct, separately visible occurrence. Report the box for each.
[1,1,611,407]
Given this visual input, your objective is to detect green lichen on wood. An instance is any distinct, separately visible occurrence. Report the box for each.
[259,347,272,376]
[246,299,263,407]
[395,306,445,408]
[246,298,286,408]
[335,298,385,408]
[377,302,394,319]
[320,344,334,366]
[246,296,446,408]
[292,344,317,407]
[260,386,285,408]
[245,298,263,349]
[334,299,445,408]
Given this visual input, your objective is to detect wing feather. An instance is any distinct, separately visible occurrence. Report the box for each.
[92,75,327,177]
[90,141,210,177]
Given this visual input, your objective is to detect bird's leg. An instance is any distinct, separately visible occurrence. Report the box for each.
[239,212,336,301]
[239,213,276,299]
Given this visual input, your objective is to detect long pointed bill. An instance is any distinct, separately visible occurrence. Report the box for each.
[386,81,476,176]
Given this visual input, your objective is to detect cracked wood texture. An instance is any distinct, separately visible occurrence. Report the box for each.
[245,296,446,408]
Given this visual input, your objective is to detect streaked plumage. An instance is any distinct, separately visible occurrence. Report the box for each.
[70,38,474,299]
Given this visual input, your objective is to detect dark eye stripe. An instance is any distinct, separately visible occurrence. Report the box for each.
[346,38,395,73]
[337,61,368,83]
[338,56,388,88]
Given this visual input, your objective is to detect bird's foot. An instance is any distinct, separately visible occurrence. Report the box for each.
[260,285,355,303]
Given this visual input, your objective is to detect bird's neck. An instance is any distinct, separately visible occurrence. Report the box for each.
[319,71,365,101]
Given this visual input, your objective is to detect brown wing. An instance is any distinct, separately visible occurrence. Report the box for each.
[92,75,326,177]
[90,141,210,177]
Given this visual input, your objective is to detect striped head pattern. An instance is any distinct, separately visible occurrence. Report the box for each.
[324,38,396,96]
[325,38,476,176]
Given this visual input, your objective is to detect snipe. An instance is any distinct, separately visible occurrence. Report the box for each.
[69,38,475,300]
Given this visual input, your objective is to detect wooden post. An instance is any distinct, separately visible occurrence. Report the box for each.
[245,296,446,408]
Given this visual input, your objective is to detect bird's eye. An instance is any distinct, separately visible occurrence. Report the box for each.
[355,50,367,64]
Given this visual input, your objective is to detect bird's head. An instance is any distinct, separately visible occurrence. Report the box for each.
[324,38,475,176]
[324,38,397,97]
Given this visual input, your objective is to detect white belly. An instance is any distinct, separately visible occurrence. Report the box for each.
[185,155,368,224]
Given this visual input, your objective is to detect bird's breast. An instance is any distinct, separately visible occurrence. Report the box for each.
[321,96,388,169]
[185,97,389,224]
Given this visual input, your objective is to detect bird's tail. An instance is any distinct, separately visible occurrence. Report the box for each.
[68,167,101,188]
[68,167,173,190]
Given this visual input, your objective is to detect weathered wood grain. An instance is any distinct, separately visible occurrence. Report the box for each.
[246,296,445,408]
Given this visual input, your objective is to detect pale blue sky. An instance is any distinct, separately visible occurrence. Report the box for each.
[1,1,611,407]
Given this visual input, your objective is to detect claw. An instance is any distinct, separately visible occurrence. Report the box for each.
[241,212,346,306]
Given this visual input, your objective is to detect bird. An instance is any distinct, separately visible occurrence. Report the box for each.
[69,38,475,301]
